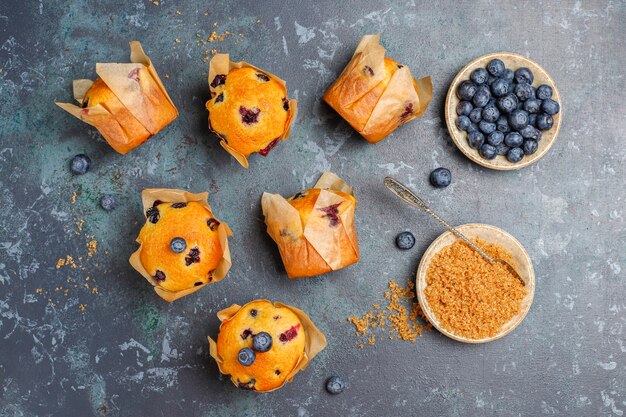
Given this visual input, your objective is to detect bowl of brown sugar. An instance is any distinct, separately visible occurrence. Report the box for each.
[416,224,535,343]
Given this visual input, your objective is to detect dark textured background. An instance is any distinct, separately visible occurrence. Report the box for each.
[1,1,625,416]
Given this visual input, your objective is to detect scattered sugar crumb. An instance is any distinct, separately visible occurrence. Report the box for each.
[86,240,97,257]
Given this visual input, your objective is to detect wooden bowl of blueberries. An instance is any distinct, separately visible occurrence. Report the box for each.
[445,52,562,170]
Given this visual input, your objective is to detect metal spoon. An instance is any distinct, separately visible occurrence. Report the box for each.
[383,176,525,285]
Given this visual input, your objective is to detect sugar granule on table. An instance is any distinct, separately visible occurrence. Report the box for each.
[348,278,431,348]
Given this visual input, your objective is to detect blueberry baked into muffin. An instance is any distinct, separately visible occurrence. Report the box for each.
[129,188,232,302]
[323,34,432,144]
[208,300,327,392]
[261,172,359,278]
[205,54,297,168]
[56,41,178,154]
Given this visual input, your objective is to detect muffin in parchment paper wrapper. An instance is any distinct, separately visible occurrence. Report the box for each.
[208,299,327,392]
[129,188,232,302]
[205,54,298,168]
[323,34,432,144]
[261,172,359,278]
[55,41,178,154]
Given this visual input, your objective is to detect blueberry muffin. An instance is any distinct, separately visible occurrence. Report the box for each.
[205,54,297,168]
[208,300,327,392]
[261,172,360,278]
[56,41,178,155]
[323,34,432,144]
[129,189,232,302]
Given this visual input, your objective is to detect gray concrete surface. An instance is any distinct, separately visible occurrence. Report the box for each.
[0,0,624,416]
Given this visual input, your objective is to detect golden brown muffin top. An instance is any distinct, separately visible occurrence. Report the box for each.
[287,188,356,226]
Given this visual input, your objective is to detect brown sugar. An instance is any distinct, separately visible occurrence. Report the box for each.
[425,238,527,340]
[348,278,431,347]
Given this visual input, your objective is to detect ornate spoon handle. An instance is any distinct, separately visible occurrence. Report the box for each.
[383,176,494,263]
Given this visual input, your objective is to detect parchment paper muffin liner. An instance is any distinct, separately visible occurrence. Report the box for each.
[207,54,298,168]
[323,34,432,143]
[56,41,178,154]
[261,172,359,278]
[208,300,327,392]
[128,188,233,302]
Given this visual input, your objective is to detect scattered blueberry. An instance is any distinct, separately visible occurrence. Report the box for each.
[523,98,542,114]
[504,132,524,148]
[497,94,518,114]
[170,237,187,254]
[506,147,525,163]
[252,332,273,353]
[396,231,416,250]
[542,98,560,115]
[238,348,256,366]
[514,67,534,84]
[469,107,483,123]
[536,84,553,100]
[496,115,510,132]
[472,86,491,108]
[482,105,500,123]
[457,80,478,101]
[429,168,452,188]
[470,67,489,85]
[456,101,473,116]
[479,144,497,160]
[495,143,510,156]
[467,131,485,149]
[70,154,91,175]
[508,109,529,130]
[523,139,539,155]
[479,120,496,134]
[536,113,554,131]
[487,59,505,77]
[514,83,534,101]
[486,130,505,146]
[100,194,116,211]
[326,376,346,395]
[490,78,510,98]
[456,115,471,131]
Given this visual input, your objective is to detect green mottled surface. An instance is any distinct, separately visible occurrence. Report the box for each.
[0,1,625,416]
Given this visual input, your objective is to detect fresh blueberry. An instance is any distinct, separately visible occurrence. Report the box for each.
[506,147,525,163]
[472,86,491,108]
[502,68,514,82]
[514,67,534,84]
[429,168,452,188]
[495,143,510,156]
[486,130,504,146]
[467,122,479,132]
[252,332,273,353]
[487,59,505,77]
[523,139,539,155]
[496,94,518,114]
[523,98,542,114]
[479,120,496,134]
[470,67,489,85]
[456,101,473,116]
[528,113,537,127]
[542,98,560,115]
[508,109,529,130]
[514,83,534,102]
[490,78,510,98]
[238,348,256,366]
[519,124,539,139]
[456,115,471,131]
[457,80,478,100]
[479,144,497,160]
[536,113,554,131]
[467,131,485,149]
[396,231,416,249]
[481,105,500,123]
[100,194,116,211]
[469,107,483,123]
[496,115,510,132]
[487,75,497,86]
[70,154,91,175]
[504,132,524,148]
[486,98,496,107]
[536,84,553,100]
[170,237,187,253]
[326,376,346,395]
